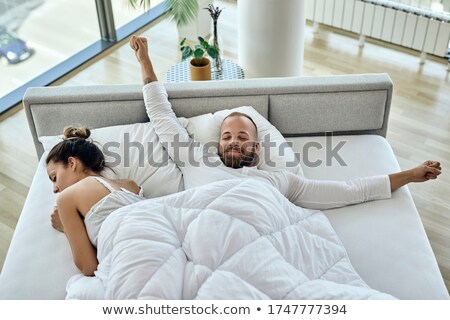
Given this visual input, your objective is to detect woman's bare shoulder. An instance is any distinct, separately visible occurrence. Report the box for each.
[56,184,82,209]
[58,177,105,201]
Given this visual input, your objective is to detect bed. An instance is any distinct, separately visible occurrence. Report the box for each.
[0,74,448,299]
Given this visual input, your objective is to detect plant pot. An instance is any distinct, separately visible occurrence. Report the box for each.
[189,58,211,81]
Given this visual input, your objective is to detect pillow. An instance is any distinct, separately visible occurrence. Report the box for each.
[40,107,302,197]
[179,106,304,176]
[178,113,219,144]
[39,122,184,198]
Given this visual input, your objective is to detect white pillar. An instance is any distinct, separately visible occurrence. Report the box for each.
[238,0,306,78]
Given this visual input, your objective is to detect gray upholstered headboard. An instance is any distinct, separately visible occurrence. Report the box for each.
[23,73,393,159]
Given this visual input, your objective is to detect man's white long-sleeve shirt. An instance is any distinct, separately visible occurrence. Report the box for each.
[143,81,391,210]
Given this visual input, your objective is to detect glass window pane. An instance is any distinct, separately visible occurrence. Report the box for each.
[112,0,165,29]
[0,0,100,98]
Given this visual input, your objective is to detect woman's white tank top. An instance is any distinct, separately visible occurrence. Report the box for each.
[84,177,145,247]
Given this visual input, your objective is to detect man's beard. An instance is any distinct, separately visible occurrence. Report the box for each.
[220,142,259,169]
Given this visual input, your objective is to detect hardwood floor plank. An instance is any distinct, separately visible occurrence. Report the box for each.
[0,223,14,270]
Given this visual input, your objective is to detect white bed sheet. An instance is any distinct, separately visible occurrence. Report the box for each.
[0,135,448,299]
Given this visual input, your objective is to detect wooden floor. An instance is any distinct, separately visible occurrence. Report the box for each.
[1,0,449,293]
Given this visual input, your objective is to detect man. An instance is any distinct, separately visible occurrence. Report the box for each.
[130,35,441,210]
[219,111,260,169]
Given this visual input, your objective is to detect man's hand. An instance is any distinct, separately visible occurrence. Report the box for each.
[51,206,64,233]
[408,160,441,182]
[130,35,149,63]
[389,160,442,192]
[129,35,158,83]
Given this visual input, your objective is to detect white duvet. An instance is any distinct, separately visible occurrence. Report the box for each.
[67,178,395,300]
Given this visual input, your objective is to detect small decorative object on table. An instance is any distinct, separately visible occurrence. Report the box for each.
[180,36,218,81]
[204,4,223,72]
[166,59,245,82]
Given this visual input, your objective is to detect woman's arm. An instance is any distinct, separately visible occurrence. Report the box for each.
[51,205,64,233]
[57,190,98,276]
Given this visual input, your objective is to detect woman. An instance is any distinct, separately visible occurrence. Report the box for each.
[47,126,145,276]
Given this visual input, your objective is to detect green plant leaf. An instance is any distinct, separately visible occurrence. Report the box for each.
[166,0,199,27]
[194,47,205,60]
[198,37,209,49]
[126,0,151,11]
[127,0,198,27]
[181,46,193,61]
[207,46,218,59]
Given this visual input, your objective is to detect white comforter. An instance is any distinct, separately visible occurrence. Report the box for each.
[67,178,395,299]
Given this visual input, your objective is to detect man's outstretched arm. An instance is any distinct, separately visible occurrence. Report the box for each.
[267,160,442,210]
[130,35,206,169]
[130,35,158,84]
[389,160,441,192]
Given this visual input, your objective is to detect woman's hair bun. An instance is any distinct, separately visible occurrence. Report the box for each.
[63,126,91,140]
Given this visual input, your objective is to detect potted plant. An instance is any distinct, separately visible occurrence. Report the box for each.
[180,36,218,80]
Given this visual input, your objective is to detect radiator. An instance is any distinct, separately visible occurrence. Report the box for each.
[306,0,450,61]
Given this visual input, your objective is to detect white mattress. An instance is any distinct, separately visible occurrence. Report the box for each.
[0,135,448,299]
[286,135,448,299]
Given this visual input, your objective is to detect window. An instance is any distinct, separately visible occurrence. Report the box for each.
[0,0,167,115]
